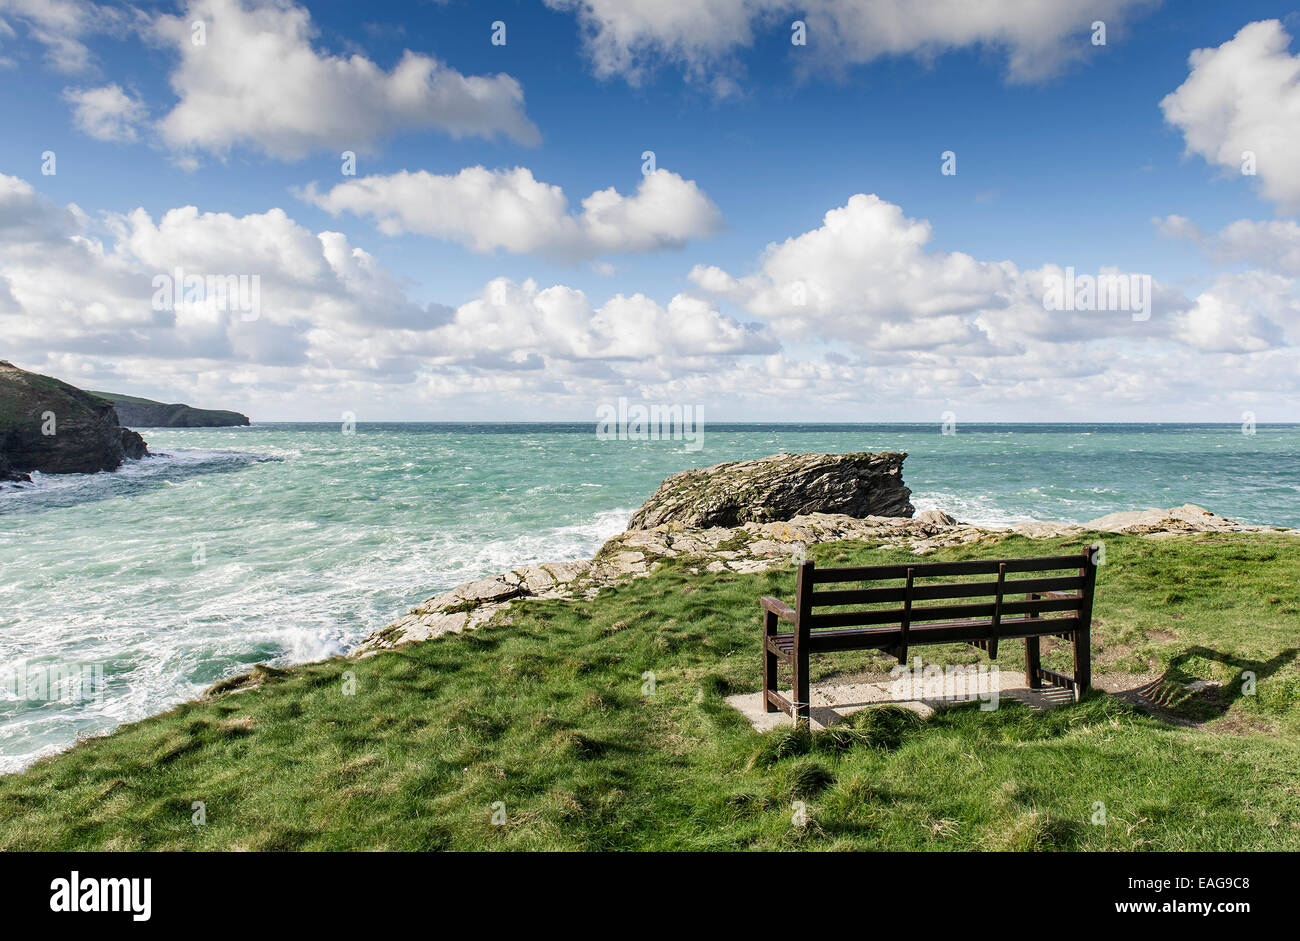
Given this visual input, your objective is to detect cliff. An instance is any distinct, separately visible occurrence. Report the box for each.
[626,451,913,530]
[89,392,250,428]
[0,361,150,478]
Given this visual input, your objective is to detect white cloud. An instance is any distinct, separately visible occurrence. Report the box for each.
[0,172,82,243]
[1177,272,1296,353]
[1157,213,1300,276]
[1160,19,1300,211]
[300,167,724,260]
[0,174,760,394]
[1153,213,1203,242]
[149,0,540,161]
[63,83,147,142]
[548,0,1159,88]
[546,0,759,89]
[695,193,1009,333]
[1209,219,1300,275]
[0,0,126,73]
[6,174,1299,420]
[808,0,1159,84]
[429,278,775,362]
[690,193,1201,357]
[0,173,449,369]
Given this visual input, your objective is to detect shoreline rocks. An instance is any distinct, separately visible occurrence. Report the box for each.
[355,503,1294,656]
[627,451,913,530]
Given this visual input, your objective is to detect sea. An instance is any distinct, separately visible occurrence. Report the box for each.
[2,421,1298,772]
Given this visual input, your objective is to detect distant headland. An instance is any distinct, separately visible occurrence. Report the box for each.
[0,360,247,483]
[87,391,250,429]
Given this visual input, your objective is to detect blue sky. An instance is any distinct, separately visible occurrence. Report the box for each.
[1,0,1299,420]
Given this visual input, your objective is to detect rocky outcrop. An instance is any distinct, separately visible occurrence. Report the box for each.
[0,361,150,477]
[120,428,148,460]
[90,393,250,428]
[353,501,1296,656]
[0,453,29,484]
[627,451,913,530]
[372,561,594,647]
[1081,504,1254,536]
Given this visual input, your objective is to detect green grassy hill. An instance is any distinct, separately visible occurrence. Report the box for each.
[86,391,159,406]
[2,531,1297,850]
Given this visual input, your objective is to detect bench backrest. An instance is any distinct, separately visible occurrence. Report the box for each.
[793,548,1097,641]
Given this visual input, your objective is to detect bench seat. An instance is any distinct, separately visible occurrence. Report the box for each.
[761,548,1099,720]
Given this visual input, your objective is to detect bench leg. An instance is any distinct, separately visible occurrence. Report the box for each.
[793,646,811,724]
[763,610,779,713]
[1072,625,1091,698]
[1025,636,1042,690]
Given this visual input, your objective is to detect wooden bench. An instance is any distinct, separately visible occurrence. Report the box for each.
[761,548,1098,720]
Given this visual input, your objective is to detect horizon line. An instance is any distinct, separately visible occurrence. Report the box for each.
[219,419,1299,426]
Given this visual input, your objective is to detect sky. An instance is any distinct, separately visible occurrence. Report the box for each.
[1,0,1298,421]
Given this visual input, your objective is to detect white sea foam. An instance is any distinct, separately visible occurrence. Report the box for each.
[912,492,1040,526]
[0,449,279,504]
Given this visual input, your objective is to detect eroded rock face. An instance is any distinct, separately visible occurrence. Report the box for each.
[120,428,148,460]
[626,451,914,530]
[0,361,149,476]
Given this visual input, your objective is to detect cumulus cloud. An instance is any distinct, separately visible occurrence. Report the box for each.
[1157,213,1300,276]
[300,167,724,260]
[6,174,1298,420]
[548,0,1159,89]
[63,83,148,142]
[1176,272,1296,353]
[429,278,775,363]
[1160,19,1300,211]
[0,174,763,402]
[0,173,449,369]
[688,194,1008,335]
[689,193,1176,354]
[148,0,540,161]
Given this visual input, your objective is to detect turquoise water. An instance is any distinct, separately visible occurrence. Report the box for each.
[2,422,1298,771]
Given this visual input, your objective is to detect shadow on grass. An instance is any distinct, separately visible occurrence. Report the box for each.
[1141,646,1299,721]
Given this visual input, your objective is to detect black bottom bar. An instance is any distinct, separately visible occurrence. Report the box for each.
[0,851,1282,927]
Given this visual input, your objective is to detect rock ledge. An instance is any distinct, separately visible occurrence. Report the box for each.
[627,451,913,530]
[355,503,1292,656]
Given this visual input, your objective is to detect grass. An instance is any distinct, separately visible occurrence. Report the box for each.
[0,366,91,429]
[86,391,164,406]
[2,531,1299,850]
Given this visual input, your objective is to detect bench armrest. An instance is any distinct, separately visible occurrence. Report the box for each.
[760,596,797,623]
